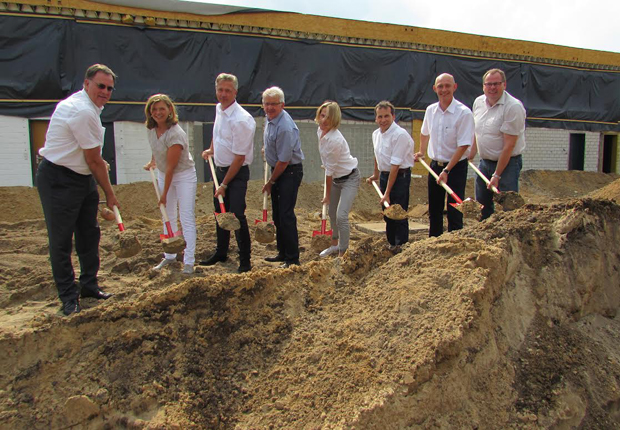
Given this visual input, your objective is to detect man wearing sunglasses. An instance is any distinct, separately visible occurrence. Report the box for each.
[469,68,526,220]
[36,63,119,316]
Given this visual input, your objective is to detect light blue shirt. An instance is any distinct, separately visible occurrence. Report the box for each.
[263,110,304,167]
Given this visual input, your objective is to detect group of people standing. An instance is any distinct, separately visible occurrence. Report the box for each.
[36,63,525,316]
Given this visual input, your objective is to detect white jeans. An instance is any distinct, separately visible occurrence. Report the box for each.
[157,168,197,265]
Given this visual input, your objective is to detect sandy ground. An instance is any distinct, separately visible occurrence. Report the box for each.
[1,170,620,429]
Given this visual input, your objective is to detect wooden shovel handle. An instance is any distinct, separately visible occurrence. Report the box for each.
[207,155,226,207]
[371,180,390,208]
[468,161,500,194]
[418,159,463,204]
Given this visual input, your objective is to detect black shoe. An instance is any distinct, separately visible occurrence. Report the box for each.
[63,300,81,316]
[279,260,300,269]
[237,263,252,273]
[265,255,285,263]
[81,288,112,300]
[198,254,228,266]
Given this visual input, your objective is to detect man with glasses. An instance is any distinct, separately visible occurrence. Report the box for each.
[261,87,304,268]
[37,63,119,316]
[470,68,526,220]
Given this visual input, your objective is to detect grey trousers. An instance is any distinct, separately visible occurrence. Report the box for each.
[328,169,360,252]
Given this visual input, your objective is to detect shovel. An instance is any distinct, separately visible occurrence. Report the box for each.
[468,161,525,211]
[371,180,408,220]
[112,205,142,258]
[149,168,187,254]
[468,161,500,194]
[311,173,333,252]
[256,160,270,224]
[207,155,240,231]
[418,158,482,217]
[255,160,275,243]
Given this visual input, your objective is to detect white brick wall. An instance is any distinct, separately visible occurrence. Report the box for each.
[0,115,33,186]
[113,121,194,184]
[523,127,601,172]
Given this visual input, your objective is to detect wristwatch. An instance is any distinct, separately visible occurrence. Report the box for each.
[220,183,228,190]
[442,168,450,175]
[492,173,501,180]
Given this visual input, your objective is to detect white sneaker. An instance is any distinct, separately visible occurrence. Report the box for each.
[182,264,194,274]
[154,258,175,270]
[319,245,339,258]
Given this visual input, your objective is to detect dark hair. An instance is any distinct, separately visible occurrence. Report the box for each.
[84,64,117,83]
[374,100,395,116]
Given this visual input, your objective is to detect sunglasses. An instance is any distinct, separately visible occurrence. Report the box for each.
[92,82,115,92]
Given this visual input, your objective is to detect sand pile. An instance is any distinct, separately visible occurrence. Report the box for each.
[1,171,620,429]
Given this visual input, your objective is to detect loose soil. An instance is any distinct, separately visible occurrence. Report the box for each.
[1,170,620,429]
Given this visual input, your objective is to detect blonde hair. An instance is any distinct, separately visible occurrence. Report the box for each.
[315,100,342,130]
[145,94,179,129]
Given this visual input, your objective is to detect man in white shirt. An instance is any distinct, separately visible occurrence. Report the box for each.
[36,64,119,316]
[470,68,526,220]
[367,101,415,247]
[200,73,256,273]
[415,73,474,237]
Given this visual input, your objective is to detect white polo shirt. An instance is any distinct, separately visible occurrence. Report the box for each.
[473,91,526,161]
[213,100,256,167]
[317,128,358,178]
[372,122,414,172]
[421,97,474,163]
[39,89,104,175]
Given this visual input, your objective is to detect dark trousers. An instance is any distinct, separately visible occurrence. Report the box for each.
[36,158,101,304]
[380,168,411,246]
[428,159,468,237]
[212,165,251,264]
[271,163,303,262]
[476,155,523,220]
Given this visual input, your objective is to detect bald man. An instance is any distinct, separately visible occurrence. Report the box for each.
[414,73,474,237]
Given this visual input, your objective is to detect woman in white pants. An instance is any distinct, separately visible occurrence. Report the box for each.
[316,101,360,257]
[143,94,197,274]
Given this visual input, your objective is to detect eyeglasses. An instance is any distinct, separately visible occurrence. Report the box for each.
[483,81,504,88]
[263,102,282,107]
[92,81,115,92]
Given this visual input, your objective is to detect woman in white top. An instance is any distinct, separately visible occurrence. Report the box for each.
[143,94,197,274]
[315,101,360,257]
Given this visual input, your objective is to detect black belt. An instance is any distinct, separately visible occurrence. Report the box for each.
[481,155,521,163]
[40,158,91,178]
[216,165,249,172]
[336,168,357,180]
[431,159,466,168]
[380,167,410,175]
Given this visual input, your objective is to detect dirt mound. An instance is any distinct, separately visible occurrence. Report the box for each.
[1,171,620,429]
[590,177,620,203]
[519,170,619,203]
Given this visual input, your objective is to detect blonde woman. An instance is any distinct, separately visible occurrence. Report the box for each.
[143,94,197,274]
[315,101,359,257]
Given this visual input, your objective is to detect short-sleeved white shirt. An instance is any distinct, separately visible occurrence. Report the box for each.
[148,124,195,174]
[39,89,104,175]
[213,101,256,167]
[317,128,358,178]
[372,122,415,172]
[421,98,474,163]
[473,91,526,161]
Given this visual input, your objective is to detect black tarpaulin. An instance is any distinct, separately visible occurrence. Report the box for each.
[0,15,618,131]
